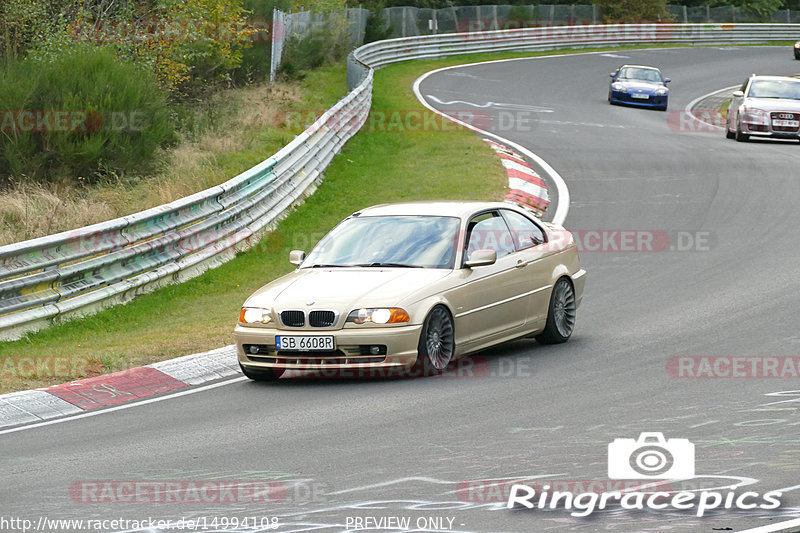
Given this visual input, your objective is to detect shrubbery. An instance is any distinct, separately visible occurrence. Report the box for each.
[278,22,350,78]
[0,47,175,183]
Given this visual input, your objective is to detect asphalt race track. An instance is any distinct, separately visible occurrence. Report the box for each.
[3,47,800,533]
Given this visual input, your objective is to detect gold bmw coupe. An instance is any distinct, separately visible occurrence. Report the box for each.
[235,201,586,380]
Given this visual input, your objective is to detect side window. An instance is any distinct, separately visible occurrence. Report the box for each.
[501,210,546,250]
[465,212,515,261]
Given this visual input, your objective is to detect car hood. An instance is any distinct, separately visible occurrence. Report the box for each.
[245,267,453,313]
[615,80,665,93]
[742,98,800,112]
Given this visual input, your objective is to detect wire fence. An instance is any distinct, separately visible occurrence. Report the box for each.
[272,4,800,80]
[382,5,800,37]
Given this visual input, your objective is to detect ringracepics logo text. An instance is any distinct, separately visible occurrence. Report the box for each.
[506,433,782,517]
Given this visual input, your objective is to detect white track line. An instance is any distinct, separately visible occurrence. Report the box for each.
[738,517,800,533]
[411,56,572,226]
[0,376,246,436]
[684,84,739,131]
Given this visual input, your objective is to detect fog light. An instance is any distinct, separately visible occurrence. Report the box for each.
[370,346,381,355]
[249,345,259,354]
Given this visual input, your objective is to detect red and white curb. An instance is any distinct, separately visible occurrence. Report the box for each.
[0,345,238,429]
[0,140,549,432]
[484,139,550,218]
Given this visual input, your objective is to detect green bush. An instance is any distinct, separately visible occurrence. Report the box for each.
[363,7,394,44]
[0,46,175,183]
[278,21,349,79]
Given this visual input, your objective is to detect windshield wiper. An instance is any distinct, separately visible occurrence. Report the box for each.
[354,262,423,268]
[308,263,350,268]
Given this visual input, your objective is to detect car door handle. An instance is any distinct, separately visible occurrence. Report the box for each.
[515,260,529,268]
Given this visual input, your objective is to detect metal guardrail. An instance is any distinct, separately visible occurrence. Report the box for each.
[0,75,372,339]
[351,24,800,78]
[1,23,798,340]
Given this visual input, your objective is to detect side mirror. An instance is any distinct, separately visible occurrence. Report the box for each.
[289,250,306,266]
[732,90,744,98]
[610,73,616,78]
[664,78,671,84]
[465,249,497,268]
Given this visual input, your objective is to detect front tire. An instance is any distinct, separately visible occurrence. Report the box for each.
[535,278,576,345]
[240,363,285,381]
[414,306,455,375]
[735,121,749,142]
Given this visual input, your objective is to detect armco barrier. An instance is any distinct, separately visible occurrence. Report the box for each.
[1,23,798,340]
[0,76,372,339]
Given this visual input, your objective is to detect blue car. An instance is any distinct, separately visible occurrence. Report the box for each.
[608,65,670,111]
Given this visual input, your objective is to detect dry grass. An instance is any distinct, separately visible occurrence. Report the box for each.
[0,80,306,246]
[0,182,116,244]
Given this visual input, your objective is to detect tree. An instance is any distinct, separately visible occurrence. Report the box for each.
[596,0,674,22]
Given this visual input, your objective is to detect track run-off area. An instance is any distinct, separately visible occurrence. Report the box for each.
[2,46,800,533]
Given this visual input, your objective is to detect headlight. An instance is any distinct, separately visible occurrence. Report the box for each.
[654,88,668,96]
[239,307,273,324]
[612,83,626,91]
[795,43,800,48]
[346,307,410,324]
[740,107,769,125]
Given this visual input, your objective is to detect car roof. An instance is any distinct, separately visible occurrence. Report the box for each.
[619,64,662,71]
[749,75,800,81]
[353,201,528,219]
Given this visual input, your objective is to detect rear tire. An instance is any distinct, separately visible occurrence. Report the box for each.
[726,129,735,139]
[240,363,285,381]
[413,306,455,376]
[535,278,576,345]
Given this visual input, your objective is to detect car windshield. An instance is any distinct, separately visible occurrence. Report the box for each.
[618,67,662,82]
[302,215,461,269]
[748,79,800,99]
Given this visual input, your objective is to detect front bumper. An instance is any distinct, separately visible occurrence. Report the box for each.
[572,268,587,309]
[740,122,800,140]
[610,90,667,108]
[235,323,424,373]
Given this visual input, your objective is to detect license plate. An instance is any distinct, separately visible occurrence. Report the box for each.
[772,119,799,127]
[631,93,650,100]
[276,335,334,351]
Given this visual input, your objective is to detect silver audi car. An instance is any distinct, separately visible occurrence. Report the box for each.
[726,75,800,142]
